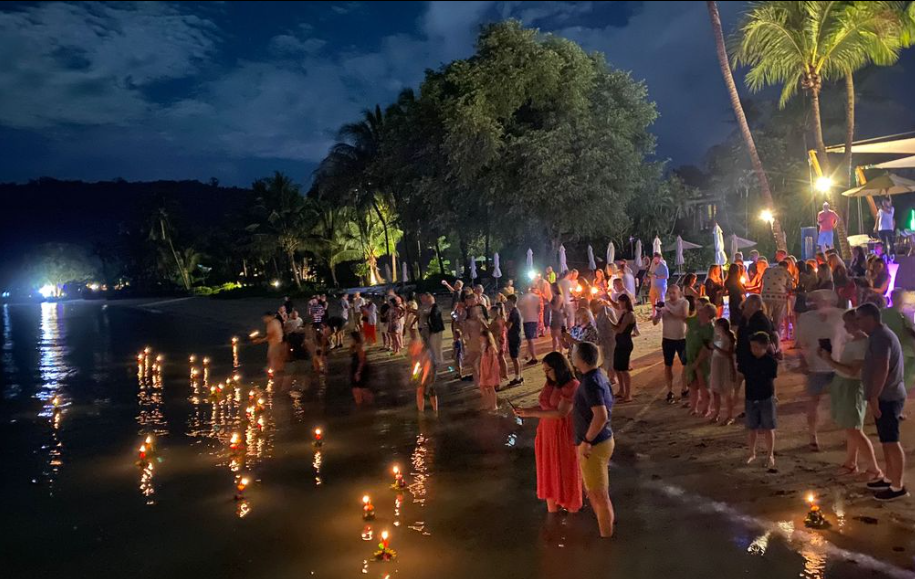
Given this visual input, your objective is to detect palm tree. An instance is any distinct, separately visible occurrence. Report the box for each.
[732,1,910,255]
[148,203,191,290]
[247,172,310,288]
[707,1,786,251]
[308,202,362,287]
[319,105,400,281]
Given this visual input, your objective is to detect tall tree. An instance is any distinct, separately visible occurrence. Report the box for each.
[148,202,191,290]
[733,1,910,255]
[247,172,310,288]
[707,0,786,251]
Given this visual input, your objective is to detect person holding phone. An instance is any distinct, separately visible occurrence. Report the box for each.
[513,352,582,514]
[796,289,845,451]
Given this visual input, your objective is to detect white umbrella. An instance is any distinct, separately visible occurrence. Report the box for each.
[559,245,568,272]
[492,253,502,278]
[469,258,477,281]
[652,236,662,256]
[526,248,534,270]
[712,224,727,266]
[634,239,642,271]
[383,263,392,284]
[841,173,915,197]
[402,262,409,283]
[606,242,615,266]
[587,245,597,271]
[675,236,685,266]
[728,234,738,261]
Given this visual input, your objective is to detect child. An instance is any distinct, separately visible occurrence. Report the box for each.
[479,328,501,411]
[685,303,716,416]
[505,294,524,386]
[489,304,509,381]
[709,318,737,424]
[350,331,374,405]
[452,325,465,380]
[743,332,778,468]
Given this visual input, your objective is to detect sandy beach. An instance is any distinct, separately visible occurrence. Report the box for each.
[122,295,915,569]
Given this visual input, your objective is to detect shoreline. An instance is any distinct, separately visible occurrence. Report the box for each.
[113,296,915,570]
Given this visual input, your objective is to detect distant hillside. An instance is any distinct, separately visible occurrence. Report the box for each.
[0,178,252,283]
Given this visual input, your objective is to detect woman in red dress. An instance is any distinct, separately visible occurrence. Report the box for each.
[514,351,582,513]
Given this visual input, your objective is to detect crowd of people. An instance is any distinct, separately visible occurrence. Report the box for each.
[251,237,912,538]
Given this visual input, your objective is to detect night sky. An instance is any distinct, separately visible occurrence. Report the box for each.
[1,1,914,187]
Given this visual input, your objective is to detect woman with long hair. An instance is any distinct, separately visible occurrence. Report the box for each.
[513,352,583,514]
[705,265,725,316]
[489,304,509,380]
[478,327,501,411]
[682,273,701,314]
[610,294,637,402]
[724,263,745,327]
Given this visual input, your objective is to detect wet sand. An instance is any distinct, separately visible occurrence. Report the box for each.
[125,296,915,569]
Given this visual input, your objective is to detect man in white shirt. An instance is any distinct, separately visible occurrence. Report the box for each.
[875,197,896,261]
[652,285,689,403]
[519,289,542,363]
[609,277,634,306]
[351,292,366,331]
[797,289,846,450]
[557,271,575,328]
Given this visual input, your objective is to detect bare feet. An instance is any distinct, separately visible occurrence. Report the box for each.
[766,455,776,469]
[746,454,757,465]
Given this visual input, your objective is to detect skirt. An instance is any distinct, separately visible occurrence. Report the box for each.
[535,417,582,511]
[829,375,866,429]
[613,336,633,372]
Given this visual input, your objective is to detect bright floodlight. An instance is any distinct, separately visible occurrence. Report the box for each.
[271,279,281,288]
[527,270,536,281]
[815,176,833,193]
[759,209,775,225]
[38,284,55,299]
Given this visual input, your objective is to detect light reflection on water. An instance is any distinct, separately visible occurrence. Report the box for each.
[37,302,67,494]
[4,303,913,579]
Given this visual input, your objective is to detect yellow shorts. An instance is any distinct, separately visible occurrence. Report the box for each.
[579,436,615,492]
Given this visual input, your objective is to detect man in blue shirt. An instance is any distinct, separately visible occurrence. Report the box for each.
[648,252,669,312]
[572,341,615,537]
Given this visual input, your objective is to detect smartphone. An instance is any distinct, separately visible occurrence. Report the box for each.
[561,325,567,333]
[818,338,832,353]
[656,301,665,309]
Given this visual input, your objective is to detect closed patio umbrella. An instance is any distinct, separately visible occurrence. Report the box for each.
[559,245,568,273]
[587,245,596,271]
[492,253,502,278]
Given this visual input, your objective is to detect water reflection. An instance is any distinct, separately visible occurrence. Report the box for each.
[135,349,168,437]
[37,303,68,494]
[1,304,19,397]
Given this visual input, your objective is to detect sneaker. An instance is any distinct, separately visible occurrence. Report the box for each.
[875,487,909,502]
[665,392,675,404]
[867,479,892,490]
[526,358,539,366]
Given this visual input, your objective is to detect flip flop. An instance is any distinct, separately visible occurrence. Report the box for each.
[836,465,859,477]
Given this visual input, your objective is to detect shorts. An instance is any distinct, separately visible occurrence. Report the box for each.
[507,336,521,359]
[745,397,777,430]
[764,299,787,330]
[579,436,615,492]
[806,372,834,396]
[662,338,686,366]
[817,230,834,248]
[327,316,344,331]
[523,322,538,340]
[876,398,905,443]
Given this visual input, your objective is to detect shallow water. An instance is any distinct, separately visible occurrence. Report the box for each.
[1,301,911,578]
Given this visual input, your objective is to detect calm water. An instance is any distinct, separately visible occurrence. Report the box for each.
[1,301,910,578]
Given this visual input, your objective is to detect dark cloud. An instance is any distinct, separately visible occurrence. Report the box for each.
[1,1,910,187]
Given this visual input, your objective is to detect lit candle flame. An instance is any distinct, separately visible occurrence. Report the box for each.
[590,286,598,295]
[189,355,196,363]
[231,337,239,344]
[249,330,260,338]
[202,357,210,365]
[145,435,153,445]
[392,466,400,475]
[806,492,816,505]
[381,530,389,541]
[156,355,163,362]
[363,495,370,505]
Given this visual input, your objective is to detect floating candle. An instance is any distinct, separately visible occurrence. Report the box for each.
[313,428,323,447]
[231,336,239,344]
[391,465,405,490]
[362,495,375,520]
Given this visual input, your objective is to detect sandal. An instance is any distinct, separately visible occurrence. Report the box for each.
[665,392,675,404]
[723,417,735,426]
[836,465,859,477]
